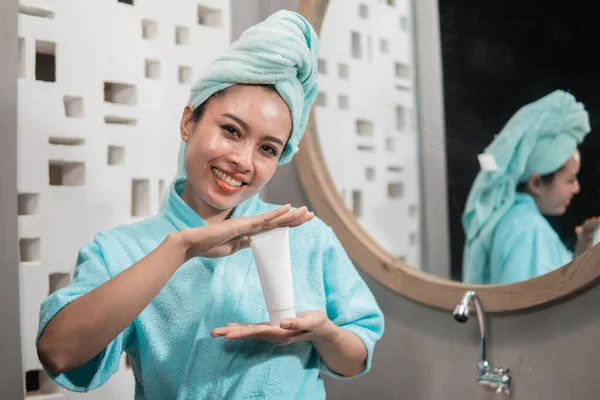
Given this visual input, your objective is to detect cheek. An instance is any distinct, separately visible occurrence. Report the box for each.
[252,158,278,184]
[188,129,233,160]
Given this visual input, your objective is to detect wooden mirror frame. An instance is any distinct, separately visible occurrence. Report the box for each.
[295,0,600,312]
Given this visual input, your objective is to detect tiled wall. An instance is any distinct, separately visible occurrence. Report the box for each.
[16,0,231,397]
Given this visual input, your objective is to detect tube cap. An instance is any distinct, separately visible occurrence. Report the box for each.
[269,308,296,326]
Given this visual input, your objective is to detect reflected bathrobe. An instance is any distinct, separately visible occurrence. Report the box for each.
[488,193,573,285]
[36,178,384,399]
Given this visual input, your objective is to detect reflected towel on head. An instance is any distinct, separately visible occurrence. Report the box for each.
[462,90,591,284]
[175,10,319,181]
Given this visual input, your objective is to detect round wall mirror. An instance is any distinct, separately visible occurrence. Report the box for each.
[296,0,600,311]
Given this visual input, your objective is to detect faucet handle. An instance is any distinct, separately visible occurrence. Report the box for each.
[495,368,512,396]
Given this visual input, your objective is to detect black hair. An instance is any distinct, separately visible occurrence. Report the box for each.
[516,167,563,193]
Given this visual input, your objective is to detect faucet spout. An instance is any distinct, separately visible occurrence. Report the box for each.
[453,290,512,396]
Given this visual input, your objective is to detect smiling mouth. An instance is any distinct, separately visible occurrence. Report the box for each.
[212,167,247,188]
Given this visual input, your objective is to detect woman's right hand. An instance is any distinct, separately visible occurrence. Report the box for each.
[177,205,314,260]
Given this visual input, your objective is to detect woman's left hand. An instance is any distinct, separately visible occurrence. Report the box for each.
[575,217,600,254]
[210,311,340,346]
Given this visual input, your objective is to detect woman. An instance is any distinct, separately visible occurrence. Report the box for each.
[36,11,384,399]
[462,90,599,285]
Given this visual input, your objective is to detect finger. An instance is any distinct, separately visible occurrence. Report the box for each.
[279,314,316,331]
[246,205,293,231]
[266,206,308,228]
[282,212,315,228]
[211,324,256,337]
[236,237,251,250]
[224,325,273,340]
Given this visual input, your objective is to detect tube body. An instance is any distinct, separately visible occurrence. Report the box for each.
[249,227,296,326]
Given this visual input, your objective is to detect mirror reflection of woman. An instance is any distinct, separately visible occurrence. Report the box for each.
[462,90,599,285]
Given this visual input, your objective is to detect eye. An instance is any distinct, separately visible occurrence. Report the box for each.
[260,144,278,157]
[222,125,240,137]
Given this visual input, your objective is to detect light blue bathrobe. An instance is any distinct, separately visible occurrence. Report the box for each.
[487,193,573,285]
[36,178,385,399]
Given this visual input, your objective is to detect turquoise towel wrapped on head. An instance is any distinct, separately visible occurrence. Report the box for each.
[462,90,591,284]
[36,10,384,400]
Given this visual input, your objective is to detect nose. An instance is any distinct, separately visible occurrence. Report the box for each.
[573,179,581,194]
[228,145,253,173]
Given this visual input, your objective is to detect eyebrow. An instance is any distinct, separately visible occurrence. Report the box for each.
[222,113,250,132]
[222,113,285,147]
[263,135,285,147]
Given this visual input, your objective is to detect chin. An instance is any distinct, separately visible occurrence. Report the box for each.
[204,187,256,210]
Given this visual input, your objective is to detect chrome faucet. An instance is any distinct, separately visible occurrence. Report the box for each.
[454,290,512,396]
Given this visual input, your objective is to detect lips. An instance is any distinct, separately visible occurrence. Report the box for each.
[211,167,247,194]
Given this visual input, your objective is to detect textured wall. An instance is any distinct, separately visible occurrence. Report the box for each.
[314,0,422,266]
[16,0,231,397]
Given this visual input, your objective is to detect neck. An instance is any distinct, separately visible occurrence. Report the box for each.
[180,180,233,224]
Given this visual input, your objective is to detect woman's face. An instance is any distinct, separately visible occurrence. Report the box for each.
[180,85,292,212]
[533,150,581,216]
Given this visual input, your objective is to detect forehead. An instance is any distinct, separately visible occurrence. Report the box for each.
[560,152,581,174]
[214,86,287,114]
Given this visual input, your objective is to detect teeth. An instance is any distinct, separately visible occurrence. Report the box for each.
[212,168,243,187]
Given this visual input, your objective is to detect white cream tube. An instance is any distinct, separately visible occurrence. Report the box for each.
[249,227,296,326]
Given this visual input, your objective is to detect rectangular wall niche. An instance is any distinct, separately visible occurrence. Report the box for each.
[145,59,161,79]
[35,40,56,82]
[25,369,62,395]
[198,6,223,28]
[49,137,84,146]
[386,137,395,151]
[352,190,363,217]
[176,26,190,45]
[179,66,192,84]
[108,145,125,166]
[338,63,349,79]
[49,161,85,186]
[356,119,374,136]
[366,167,376,181]
[104,115,138,126]
[18,194,40,216]
[63,95,84,118]
[396,105,406,132]
[388,182,404,198]
[142,19,158,40]
[316,92,327,107]
[338,95,349,109]
[358,4,369,19]
[351,31,362,59]
[49,273,71,295]
[19,5,55,19]
[131,179,150,217]
[395,62,410,79]
[20,238,40,262]
[158,179,166,203]
[104,82,137,106]
[318,58,327,74]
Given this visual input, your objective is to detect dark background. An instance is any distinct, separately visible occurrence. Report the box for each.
[438,0,600,281]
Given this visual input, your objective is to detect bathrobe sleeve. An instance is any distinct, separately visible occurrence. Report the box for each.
[36,236,134,392]
[318,228,384,378]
